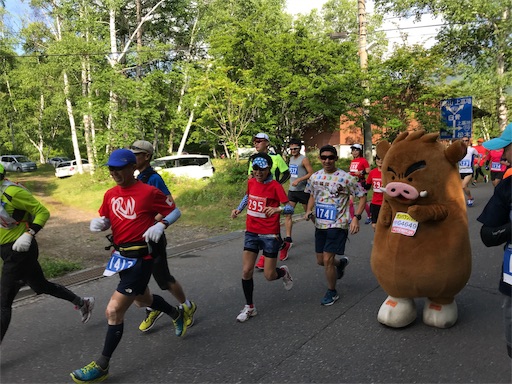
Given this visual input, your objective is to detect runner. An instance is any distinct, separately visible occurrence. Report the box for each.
[281,138,313,261]
[232,153,294,322]
[71,149,188,383]
[363,154,383,231]
[0,164,94,343]
[305,145,367,306]
[130,140,197,332]
[459,137,479,206]
[348,144,372,224]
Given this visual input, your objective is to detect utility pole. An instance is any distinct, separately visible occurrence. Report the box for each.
[358,0,373,163]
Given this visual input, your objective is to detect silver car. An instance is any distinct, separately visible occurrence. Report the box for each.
[0,155,37,172]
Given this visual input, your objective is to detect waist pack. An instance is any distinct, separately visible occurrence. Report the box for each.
[105,235,149,258]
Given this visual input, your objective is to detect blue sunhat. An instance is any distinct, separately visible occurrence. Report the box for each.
[106,149,136,167]
[483,123,512,150]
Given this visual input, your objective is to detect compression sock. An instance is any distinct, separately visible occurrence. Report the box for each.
[101,323,123,361]
[242,278,254,306]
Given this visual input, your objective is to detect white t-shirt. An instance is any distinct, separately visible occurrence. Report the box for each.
[459,146,479,174]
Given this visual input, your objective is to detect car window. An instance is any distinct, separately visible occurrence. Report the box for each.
[179,158,205,167]
[16,156,30,162]
[57,162,71,168]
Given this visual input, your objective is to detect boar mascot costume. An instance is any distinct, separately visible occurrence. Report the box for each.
[371,130,471,328]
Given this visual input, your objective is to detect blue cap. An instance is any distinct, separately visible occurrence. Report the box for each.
[106,149,136,167]
[252,156,270,169]
[483,123,512,150]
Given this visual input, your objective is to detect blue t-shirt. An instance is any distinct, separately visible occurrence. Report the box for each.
[137,167,170,195]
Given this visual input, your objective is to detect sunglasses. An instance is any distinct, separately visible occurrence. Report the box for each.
[252,165,269,171]
[253,139,267,144]
[108,165,129,172]
[289,147,301,151]
[320,155,336,160]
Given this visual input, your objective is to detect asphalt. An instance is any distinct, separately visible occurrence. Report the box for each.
[1,181,511,384]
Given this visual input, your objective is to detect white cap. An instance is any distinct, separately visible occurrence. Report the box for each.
[253,133,270,141]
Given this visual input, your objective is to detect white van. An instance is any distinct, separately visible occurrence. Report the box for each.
[152,154,215,179]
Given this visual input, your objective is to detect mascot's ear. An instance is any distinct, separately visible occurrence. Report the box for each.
[445,139,467,163]
[376,140,391,160]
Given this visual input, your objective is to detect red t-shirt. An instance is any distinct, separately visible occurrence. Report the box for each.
[245,178,289,235]
[365,167,383,205]
[99,181,175,245]
[349,157,370,181]
[473,145,488,166]
[488,149,506,173]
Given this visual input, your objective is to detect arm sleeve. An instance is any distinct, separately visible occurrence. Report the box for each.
[480,223,511,247]
[10,187,50,230]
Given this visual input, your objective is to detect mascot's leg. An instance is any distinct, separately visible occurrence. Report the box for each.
[423,298,458,328]
[377,296,417,328]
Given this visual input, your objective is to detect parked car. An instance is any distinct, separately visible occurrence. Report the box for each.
[55,159,92,178]
[47,156,70,167]
[0,155,37,172]
[152,154,215,179]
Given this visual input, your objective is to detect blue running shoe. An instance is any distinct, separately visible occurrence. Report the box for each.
[321,289,339,306]
[70,361,108,383]
[173,306,188,337]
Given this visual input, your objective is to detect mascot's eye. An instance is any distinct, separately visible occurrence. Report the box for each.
[408,177,413,182]
[391,176,395,180]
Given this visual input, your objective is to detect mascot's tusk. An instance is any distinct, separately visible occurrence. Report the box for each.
[420,190,428,197]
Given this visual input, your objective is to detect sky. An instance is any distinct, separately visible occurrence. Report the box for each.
[286,0,442,50]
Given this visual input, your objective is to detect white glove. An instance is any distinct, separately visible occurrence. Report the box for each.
[90,216,111,232]
[12,232,33,252]
[143,222,166,243]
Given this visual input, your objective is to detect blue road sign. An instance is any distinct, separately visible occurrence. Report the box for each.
[440,97,473,139]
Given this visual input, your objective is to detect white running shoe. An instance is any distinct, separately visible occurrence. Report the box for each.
[78,297,95,324]
[236,305,257,322]
[280,265,293,290]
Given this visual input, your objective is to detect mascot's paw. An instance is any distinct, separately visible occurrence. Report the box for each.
[423,299,457,328]
[377,296,417,328]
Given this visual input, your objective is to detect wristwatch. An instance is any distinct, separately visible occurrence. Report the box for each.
[354,214,362,220]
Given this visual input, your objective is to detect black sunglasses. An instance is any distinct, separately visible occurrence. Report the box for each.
[320,155,336,160]
[108,165,129,171]
[252,165,268,171]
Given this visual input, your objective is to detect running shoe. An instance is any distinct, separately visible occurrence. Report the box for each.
[279,241,292,261]
[139,309,163,332]
[255,255,265,270]
[236,305,257,322]
[321,289,339,306]
[280,265,293,290]
[467,199,474,207]
[471,180,477,186]
[70,361,108,383]
[484,174,489,183]
[336,257,349,280]
[183,301,197,327]
[172,306,187,337]
[77,297,95,324]
[364,217,372,225]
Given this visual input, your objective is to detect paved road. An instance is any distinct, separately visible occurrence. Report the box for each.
[1,182,511,383]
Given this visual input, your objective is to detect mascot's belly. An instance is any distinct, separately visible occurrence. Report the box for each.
[371,219,471,300]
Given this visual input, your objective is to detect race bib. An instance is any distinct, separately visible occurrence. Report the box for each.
[247,194,267,218]
[349,163,359,173]
[315,203,337,224]
[503,244,512,286]
[391,212,418,236]
[103,251,138,277]
[289,164,298,178]
[459,159,471,168]
[491,162,502,171]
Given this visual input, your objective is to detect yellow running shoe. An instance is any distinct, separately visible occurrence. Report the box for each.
[138,309,163,332]
[70,361,108,383]
[183,301,197,327]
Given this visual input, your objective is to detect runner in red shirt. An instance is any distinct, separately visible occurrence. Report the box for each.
[473,138,489,183]
[364,155,383,231]
[231,153,294,322]
[348,144,371,224]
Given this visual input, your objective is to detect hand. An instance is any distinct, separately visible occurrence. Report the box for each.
[291,180,299,187]
[485,165,489,171]
[231,209,241,219]
[349,218,360,234]
[90,216,111,232]
[143,222,166,243]
[12,232,33,252]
